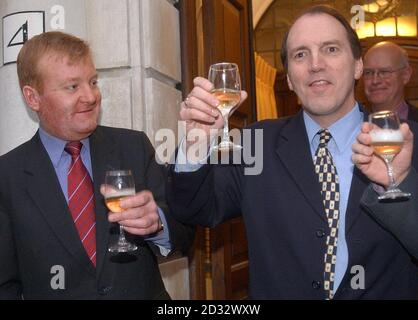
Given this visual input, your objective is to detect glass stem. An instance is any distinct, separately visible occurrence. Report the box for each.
[384,157,397,190]
[119,225,128,243]
[222,112,230,143]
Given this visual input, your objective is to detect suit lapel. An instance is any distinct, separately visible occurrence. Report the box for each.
[23,133,96,276]
[275,112,327,222]
[89,127,120,278]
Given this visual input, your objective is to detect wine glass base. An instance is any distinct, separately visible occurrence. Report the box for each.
[108,242,138,253]
[378,189,411,201]
[213,141,243,152]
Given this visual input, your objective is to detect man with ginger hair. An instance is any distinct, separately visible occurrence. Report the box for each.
[0,31,194,299]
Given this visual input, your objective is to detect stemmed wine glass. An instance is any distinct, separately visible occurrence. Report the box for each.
[104,170,138,252]
[208,62,242,151]
[369,111,411,200]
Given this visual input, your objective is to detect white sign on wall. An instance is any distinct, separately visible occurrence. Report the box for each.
[2,11,45,65]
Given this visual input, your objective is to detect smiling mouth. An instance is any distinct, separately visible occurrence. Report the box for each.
[78,108,95,114]
[369,88,386,94]
[309,80,331,87]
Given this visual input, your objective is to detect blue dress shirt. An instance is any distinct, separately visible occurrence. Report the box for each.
[38,127,171,255]
[303,104,363,291]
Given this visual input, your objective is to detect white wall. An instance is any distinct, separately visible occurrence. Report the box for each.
[0,0,187,299]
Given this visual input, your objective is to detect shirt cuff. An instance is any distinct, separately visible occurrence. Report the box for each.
[371,183,386,196]
[175,137,215,173]
[144,207,171,256]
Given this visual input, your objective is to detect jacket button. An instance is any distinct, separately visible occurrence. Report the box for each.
[312,281,321,290]
[316,229,326,238]
[98,286,112,295]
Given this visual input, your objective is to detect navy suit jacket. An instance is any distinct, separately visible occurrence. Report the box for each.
[0,126,194,299]
[408,102,418,123]
[167,108,418,299]
[361,168,418,260]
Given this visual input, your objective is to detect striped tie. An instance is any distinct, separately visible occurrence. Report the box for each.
[65,141,96,267]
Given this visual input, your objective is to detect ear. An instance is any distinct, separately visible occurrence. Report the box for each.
[286,74,294,91]
[22,85,41,112]
[354,58,363,80]
[402,66,412,85]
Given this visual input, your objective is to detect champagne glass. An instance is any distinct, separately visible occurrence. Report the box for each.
[104,170,138,252]
[369,111,411,200]
[208,62,242,151]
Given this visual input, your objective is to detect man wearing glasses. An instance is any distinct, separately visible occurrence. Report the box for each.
[363,41,418,122]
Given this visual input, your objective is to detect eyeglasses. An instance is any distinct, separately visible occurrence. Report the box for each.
[363,66,407,80]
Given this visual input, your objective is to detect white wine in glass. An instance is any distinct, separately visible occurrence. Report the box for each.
[370,130,403,156]
[369,111,411,200]
[104,170,138,252]
[208,62,242,151]
[105,188,136,213]
[211,89,241,116]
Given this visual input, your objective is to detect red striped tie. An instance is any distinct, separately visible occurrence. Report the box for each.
[65,141,96,267]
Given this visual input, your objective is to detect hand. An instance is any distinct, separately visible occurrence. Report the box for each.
[180,77,248,152]
[352,122,413,187]
[101,187,162,236]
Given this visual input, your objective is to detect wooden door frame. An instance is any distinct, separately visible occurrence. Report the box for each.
[178,0,256,300]
[178,0,207,300]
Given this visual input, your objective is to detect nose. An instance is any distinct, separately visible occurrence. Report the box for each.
[371,72,381,84]
[80,84,99,104]
[309,52,325,72]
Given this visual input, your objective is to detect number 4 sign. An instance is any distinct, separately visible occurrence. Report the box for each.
[2,11,45,65]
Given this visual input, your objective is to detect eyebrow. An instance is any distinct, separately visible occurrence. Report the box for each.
[59,74,99,85]
[289,39,343,55]
[321,40,342,47]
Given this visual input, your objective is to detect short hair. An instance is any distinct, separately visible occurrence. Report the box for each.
[280,5,362,72]
[17,31,92,92]
[400,47,410,67]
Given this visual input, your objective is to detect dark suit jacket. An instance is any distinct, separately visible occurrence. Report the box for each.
[0,126,194,299]
[408,102,418,123]
[361,168,418,260]
[167,108,418,299]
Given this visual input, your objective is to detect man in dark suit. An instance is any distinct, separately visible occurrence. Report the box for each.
[0,31,194,299]
[167,5,418,299]
[353,121,418,260]
[363,41,418,122]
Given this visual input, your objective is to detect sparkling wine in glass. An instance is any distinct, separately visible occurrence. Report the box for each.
[369,111,411,200]
[208,62,242,151]
[104,170,138,252]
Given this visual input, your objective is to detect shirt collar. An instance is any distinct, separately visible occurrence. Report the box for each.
[303,102,363,153]
[38,127,91,168]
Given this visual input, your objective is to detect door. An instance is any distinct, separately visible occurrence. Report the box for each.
[179,0,256,299]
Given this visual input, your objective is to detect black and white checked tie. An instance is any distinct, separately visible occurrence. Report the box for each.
[314,129,340,300]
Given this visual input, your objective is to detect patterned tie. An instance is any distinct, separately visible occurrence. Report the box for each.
[313,129,340,300]
[65,141,96,267]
